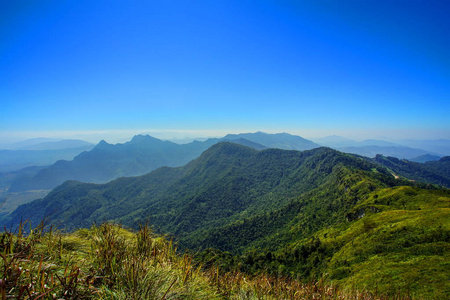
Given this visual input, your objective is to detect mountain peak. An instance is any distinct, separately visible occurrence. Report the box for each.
[95,140,110,148]
[222,132,319,151]
[205,141,257,155]
[131,134,155,142]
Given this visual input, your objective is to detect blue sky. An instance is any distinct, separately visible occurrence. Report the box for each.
[1,0,449,143]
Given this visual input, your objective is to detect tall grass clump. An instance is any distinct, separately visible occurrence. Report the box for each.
[0,220,95,299]
[92,222,219,299]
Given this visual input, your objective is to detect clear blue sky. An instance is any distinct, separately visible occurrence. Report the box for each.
[1,0,449,142]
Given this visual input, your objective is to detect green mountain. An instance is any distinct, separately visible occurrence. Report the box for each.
[197,186,450,299]
[373,154,450,188]
[2,142,449,298]
[3,143,388,231]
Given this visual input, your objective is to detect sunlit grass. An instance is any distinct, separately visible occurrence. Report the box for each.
[0,221,413,299]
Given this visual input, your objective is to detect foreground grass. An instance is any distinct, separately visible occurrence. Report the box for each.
[0,222,411,299]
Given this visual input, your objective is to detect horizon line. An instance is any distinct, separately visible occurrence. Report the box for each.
[1,128,450,145]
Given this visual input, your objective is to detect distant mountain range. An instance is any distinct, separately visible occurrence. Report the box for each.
[4,132,450,195]
[0,146,95,173]
[409,154,441,163]
[0,138,95,173]
[5,132,319,193]
[396,139,450,155]
[336,145,439,160]
[7,135,215,192]
[223,131,320,150]
[312,135,449,160]
[1,138,94,151]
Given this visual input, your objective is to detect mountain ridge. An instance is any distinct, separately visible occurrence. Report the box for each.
[6,132,317,192]
[2,142,409,236]
[373,154,450,188]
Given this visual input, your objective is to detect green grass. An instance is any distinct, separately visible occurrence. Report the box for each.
[0,221,407,299]
[309,187,450,299]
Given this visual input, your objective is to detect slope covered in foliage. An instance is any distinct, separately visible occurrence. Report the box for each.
[4,143,396,240]
[3,142,449,298]
[196,186,450,299]
[373,154,450,188]
[0,222,393,299]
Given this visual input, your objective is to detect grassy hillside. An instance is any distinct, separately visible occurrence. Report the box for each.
[0,222,394,299]
[324,189,450,298]
[302,186,450,298]
[198,186,450,299]
[189,163,398,253]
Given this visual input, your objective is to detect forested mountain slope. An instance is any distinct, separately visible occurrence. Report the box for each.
[2,142,449,298]
[373,154,450,188]
[4,143,411,242]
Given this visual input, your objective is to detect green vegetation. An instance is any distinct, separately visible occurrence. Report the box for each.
[2,143,449,298]
[1,144,385,228]
[196,186,450,299]
[373,155,450,188]
[298,186,450,298]
[0,221,218,299]
[0,222,394,299]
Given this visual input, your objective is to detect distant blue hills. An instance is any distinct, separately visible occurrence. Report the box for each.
[2,132,449,195]
[311,135,449,160]
[4,132,319,193]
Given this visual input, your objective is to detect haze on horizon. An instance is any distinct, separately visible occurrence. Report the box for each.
[1,1,449,144]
